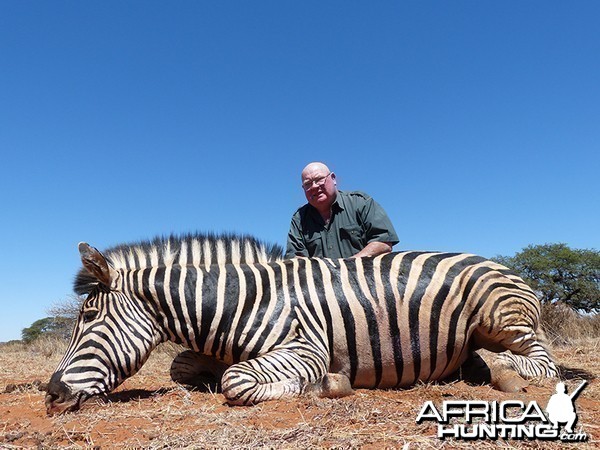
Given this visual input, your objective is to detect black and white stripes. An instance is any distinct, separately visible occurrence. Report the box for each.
[46,233,558,413]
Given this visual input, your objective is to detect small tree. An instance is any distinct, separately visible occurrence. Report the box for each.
[19,295,85,344]
[21,317,71,343]
[494,243,600,312]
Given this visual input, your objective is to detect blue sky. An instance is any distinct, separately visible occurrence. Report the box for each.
[1,2,598,342]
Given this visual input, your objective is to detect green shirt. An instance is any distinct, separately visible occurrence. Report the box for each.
[285,190,399,259]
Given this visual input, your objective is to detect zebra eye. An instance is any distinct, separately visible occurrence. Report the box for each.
[82,309,99,323]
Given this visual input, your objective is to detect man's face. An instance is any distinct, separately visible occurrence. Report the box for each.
[302,166,337,210]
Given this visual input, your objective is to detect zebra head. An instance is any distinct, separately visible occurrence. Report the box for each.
[45,242,163,415]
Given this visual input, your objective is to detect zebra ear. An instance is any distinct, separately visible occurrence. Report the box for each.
[78,242,117,288]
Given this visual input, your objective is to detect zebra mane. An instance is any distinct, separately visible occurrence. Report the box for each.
[74,232,284,295]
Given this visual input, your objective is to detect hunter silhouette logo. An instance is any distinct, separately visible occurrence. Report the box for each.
[546,381,587,435]
[416,381,589,442]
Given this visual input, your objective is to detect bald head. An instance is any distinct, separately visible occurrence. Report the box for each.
[301,162,331,180]
[300,161,338,214]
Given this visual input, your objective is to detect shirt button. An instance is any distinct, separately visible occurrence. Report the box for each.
[328,246,332,249]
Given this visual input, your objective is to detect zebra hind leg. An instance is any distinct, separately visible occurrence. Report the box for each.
[477,327,559,393]
[449,350,521,391]
[170,351,229,392]
[470,349,531,393]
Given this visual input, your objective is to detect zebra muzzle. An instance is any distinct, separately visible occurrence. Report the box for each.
[45,372,81,415]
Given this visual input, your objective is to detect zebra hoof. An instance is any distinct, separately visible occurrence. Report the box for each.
[492,372,529,393]
[305,373,354,399]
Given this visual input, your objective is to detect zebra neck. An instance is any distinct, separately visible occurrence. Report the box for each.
[138,264,246,357]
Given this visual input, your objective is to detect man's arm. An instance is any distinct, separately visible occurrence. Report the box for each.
[356,193,399,257]
[352,241,393,258]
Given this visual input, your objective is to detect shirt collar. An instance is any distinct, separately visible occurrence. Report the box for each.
[331,190,344,212]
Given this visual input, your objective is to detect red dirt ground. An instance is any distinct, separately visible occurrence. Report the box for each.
[1,341,598,449]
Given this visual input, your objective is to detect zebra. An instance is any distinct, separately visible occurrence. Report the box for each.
[46,233,558,414]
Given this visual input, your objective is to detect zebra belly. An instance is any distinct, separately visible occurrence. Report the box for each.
[347,345,471,389]
[326,317,470,389]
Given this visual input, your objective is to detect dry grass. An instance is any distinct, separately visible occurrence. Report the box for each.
[541,303,600,346]
[1,335,598,448]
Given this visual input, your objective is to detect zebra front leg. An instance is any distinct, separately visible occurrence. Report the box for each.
[221,345,331,405]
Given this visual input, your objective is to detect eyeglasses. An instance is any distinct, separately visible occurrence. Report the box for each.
[302,172,332,191]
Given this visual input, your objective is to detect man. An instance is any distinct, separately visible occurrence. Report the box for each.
[286,162,399,259]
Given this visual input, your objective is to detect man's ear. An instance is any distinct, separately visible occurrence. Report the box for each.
[78,242,118,288]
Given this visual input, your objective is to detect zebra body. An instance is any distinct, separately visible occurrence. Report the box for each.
[46,234,557,413]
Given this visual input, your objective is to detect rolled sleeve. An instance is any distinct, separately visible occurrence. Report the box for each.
[359,196,399,246]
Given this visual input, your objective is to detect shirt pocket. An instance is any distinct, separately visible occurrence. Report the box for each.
[304,233,322,257]
[340,225,365,251]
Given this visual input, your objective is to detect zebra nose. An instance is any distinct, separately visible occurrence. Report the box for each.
[45,371,72,414]
[45,390,61,408]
